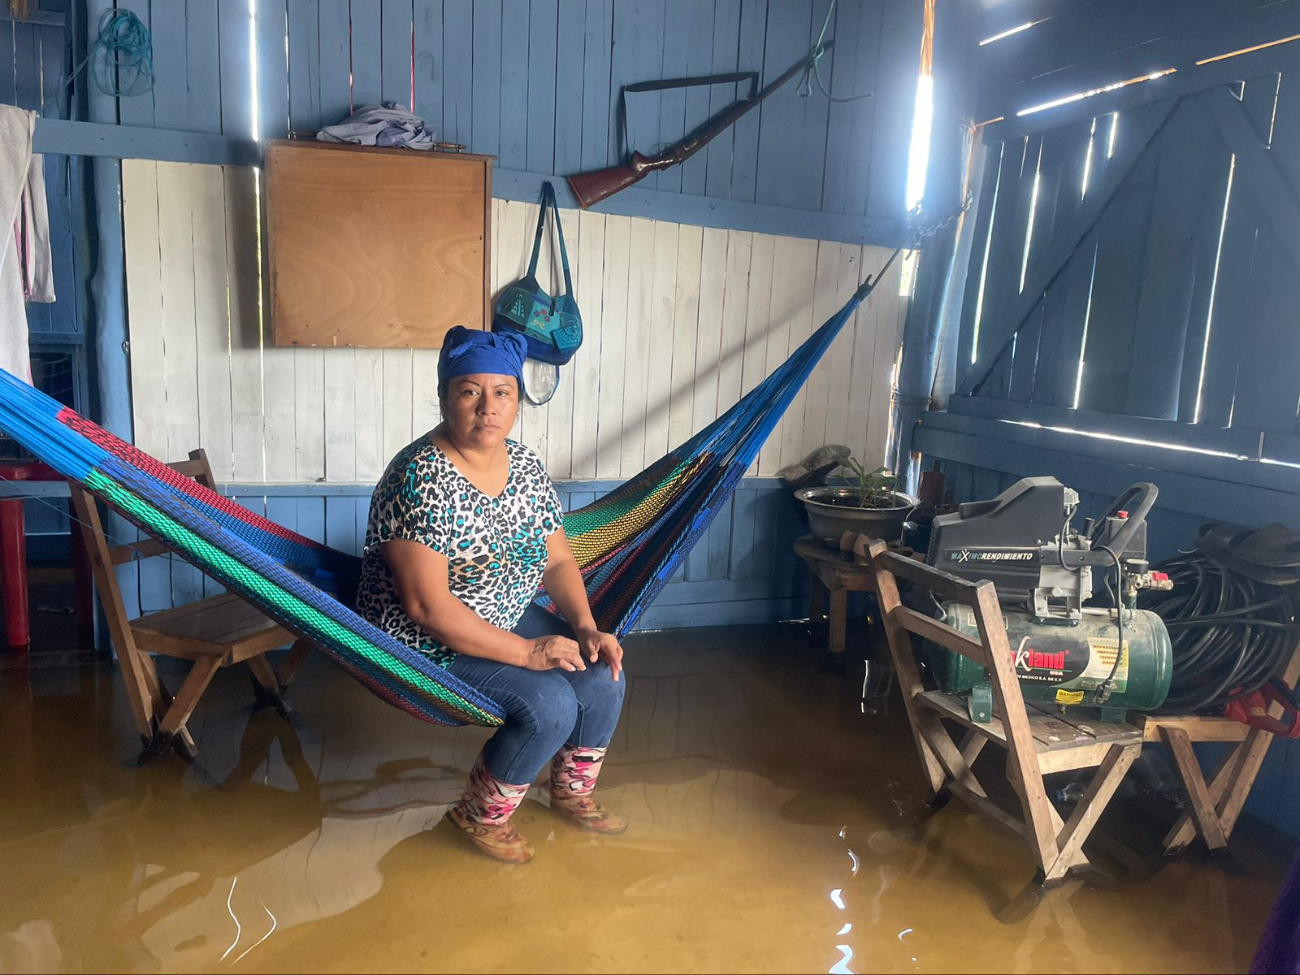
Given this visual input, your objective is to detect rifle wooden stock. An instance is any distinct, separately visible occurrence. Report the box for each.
[567,152,674,209]
[566,41,832,209]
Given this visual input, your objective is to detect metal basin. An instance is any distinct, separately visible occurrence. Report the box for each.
[795,486,919,549]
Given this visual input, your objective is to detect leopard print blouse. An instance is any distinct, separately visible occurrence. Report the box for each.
[356,436,563,668]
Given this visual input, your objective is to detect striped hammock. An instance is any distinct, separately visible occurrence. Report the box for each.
[0,252,895,727]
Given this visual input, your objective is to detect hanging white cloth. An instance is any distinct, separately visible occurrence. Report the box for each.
[22,152,55,304]
[0,105,40,383]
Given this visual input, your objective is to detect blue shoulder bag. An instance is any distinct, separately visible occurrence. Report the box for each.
[492,182,582,382]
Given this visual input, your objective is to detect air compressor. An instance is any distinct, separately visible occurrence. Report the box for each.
[922,478,1174,721]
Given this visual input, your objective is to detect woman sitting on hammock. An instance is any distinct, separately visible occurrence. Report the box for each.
[356,327,626,864]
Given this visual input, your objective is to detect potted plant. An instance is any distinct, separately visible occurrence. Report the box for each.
[794,456,919,548]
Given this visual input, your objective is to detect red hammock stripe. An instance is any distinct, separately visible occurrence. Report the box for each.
[59,408,327,549]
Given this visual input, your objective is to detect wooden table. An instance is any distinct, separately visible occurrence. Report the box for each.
[794,535,877,656]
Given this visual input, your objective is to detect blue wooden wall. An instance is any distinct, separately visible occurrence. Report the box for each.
[25,0,921,245]
[151,0,917,222]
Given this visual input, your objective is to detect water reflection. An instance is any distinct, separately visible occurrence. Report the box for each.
[0,627,1286,974]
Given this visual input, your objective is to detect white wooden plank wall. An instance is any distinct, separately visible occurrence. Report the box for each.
[122,160,906,484]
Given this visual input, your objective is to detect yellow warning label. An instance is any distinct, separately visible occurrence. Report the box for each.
[1084,638,1130,686]
[1055,689,1086,705]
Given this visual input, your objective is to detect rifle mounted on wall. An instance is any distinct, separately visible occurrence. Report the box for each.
[567,41,834,209]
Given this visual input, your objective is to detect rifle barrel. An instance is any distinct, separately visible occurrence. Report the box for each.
[566,41,833,209]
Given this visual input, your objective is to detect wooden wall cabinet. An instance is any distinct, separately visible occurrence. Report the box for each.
[265,141,493,348]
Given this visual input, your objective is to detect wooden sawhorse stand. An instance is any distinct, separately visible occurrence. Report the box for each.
[1141,613,1300,856]
[856,535,1144,908]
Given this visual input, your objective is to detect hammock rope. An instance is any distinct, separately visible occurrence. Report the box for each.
[0,251,896,727]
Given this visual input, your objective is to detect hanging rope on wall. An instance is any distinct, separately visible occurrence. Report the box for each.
[66,8,155,100]
[796,0,875,103]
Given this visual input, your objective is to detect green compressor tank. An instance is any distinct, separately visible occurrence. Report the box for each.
[926,602,1173,712]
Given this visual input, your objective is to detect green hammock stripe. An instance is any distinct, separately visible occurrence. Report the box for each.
[562,490,654,535]
[560,458,694,537]
[85,470,503,727]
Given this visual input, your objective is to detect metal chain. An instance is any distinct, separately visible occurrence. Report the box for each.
[903,190,972,249]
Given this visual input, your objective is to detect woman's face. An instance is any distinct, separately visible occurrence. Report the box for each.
[441,372,519,449]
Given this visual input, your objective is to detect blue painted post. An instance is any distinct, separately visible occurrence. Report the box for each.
[83,3,131,443]
[891,0,977,492]
[82,0,138,625]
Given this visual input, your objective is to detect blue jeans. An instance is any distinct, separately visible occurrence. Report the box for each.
[446,605,627,784]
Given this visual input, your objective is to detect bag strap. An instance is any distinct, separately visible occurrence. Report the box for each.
[525,183,549,279]
[525,181,573,299]
[551,186,574,299]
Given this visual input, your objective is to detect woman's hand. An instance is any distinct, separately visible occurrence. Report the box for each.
[524,635,587,672]
[576,627,623,682]
[542,530,622,682]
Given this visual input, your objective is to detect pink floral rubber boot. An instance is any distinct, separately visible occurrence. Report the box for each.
[445,751,534,863]
[549,744,626,835]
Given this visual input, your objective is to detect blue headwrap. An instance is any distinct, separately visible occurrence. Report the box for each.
[437,326,528,398]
